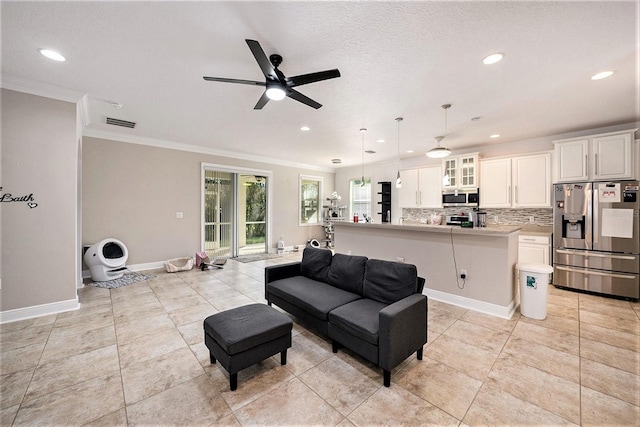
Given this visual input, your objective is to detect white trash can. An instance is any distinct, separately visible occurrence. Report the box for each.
[516,263,554,320]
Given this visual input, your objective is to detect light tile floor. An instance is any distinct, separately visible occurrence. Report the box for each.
[2,252,639,426]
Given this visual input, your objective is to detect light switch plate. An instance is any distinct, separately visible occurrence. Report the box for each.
[176,212,183,219]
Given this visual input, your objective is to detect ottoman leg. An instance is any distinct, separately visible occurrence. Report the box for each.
[280,349,287,365]
[209,352,216,364]
[230,373,238,391]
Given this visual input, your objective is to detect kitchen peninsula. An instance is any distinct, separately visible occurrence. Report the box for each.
[332,221,521,318]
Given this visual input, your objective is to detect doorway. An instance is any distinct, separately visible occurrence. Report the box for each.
[202,166,270,258]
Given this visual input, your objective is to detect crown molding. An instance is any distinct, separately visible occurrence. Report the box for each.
[83,128,336,173]
[0,73,86,103]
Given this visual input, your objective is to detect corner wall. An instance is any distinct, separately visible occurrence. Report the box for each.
[1,89,79,318]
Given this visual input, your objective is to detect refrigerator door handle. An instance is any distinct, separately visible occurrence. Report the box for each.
[593,184,599,245]
[555,265,636,279]
[555,249,637,260]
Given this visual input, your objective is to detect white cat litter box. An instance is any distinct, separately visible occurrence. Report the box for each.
[84,238,129,282]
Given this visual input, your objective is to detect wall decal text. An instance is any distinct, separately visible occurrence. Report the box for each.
[0,187,39,208]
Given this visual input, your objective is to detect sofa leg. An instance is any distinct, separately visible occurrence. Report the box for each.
[230,373,238,391]
[332,341,339,353]
[210,352,216,364]
[417,347,423,360]
[267,300,272,306]
[383,370,391,387]
[281,349,287,365]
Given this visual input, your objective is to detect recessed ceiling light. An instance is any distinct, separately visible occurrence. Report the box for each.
[300,126,310,131]
[376,139,385,143]
[591,71,614,80]
[483,53,504,65]
[39,49,66,62]
[406,150,414,154]
[490,134,500,138]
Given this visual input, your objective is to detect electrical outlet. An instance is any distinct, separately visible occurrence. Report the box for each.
[460,269,467,279]
[529,216,535,223]
[493,215,499,223]
[397,256,405,263]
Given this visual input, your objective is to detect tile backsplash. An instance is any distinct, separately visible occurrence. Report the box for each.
[401,207,553,226]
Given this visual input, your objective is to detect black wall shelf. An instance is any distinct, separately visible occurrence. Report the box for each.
[377,181,391,223]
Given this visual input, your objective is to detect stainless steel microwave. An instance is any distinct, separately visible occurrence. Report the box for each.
[442,189,480,207]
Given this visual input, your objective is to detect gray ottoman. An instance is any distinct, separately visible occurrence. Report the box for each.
[203,303,293,391]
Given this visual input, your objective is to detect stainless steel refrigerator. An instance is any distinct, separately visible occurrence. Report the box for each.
[553,180,640,299]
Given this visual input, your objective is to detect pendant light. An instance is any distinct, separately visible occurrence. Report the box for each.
[395,117,403,188]
[360,128,367,187]
[426,104,452,158]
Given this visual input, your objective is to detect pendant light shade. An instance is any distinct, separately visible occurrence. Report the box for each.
[395,117,403,188]
[427,104,452,158]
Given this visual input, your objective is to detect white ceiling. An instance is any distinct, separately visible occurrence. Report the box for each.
[2,1,638,170]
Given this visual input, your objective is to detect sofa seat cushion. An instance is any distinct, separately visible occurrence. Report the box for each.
[267,276,361,321]
[328,299,388,345]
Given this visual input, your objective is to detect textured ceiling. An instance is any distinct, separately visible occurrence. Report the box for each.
[1,1,638,170]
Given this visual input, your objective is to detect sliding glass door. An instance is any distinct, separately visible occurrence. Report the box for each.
[204,170,234,258]
[203,167,269,258]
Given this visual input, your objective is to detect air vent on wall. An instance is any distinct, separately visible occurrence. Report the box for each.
[106,117,136,128]
[365,150,376,154]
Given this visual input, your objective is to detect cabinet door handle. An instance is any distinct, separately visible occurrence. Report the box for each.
[522,238,537,242]
[508,186,511,203]
[595,153,598,175]
[515,186,518,204]
[416,191,419,206]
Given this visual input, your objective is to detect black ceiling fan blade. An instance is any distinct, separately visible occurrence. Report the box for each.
[254,91,270,110]
[288,69,341,87]
[287,89,322,109]
[203,76,266,86]
[245,39,278,80]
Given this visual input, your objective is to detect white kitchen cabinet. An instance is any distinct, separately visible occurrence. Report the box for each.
[554,130,636,182]
[513,153,551,207]
[479,158,511,208]
[518,234,551,265]
[480,153,551,208]
[398,166,442,208]
[442,153,478,189]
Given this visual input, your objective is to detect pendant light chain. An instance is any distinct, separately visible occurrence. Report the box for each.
[395,117,403,188]
[360,128,367,187]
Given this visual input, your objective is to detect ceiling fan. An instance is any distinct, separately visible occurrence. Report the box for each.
[203,39,341,109]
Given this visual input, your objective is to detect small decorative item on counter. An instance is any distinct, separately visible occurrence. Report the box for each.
[420,218,427,224]
[353,213,359,223]
[430,212,442,225]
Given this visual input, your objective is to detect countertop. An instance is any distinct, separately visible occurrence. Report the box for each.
[332,220,521,237]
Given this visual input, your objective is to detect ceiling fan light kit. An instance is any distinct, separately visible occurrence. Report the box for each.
[203,39,340,110]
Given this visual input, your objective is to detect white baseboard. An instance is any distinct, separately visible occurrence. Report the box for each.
[423,288,517,319]
[0,297,79,324]
[81,261,165,280]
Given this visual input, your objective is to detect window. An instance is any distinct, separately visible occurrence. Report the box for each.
[350,178,372,220]
[299,175,322,226]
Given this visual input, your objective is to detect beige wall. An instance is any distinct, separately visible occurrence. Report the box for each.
[1,89,79,312]
[82,137,334,265]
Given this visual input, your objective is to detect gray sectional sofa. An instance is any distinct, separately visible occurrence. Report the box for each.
[264,247,428,386]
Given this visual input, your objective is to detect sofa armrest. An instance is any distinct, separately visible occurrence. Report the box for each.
[264,262,302,284]
[378,293,428,371]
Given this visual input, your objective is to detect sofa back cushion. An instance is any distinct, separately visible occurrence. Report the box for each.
[300,247,332,282]
[363,259,418,304]
[326,253,368,295]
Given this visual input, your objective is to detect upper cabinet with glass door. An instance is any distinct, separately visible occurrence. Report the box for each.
[442,153,479,189]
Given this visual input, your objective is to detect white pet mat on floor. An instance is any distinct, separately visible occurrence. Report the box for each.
[89,271,154,289]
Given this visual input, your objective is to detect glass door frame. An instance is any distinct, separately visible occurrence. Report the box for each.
[201,163,272,257]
